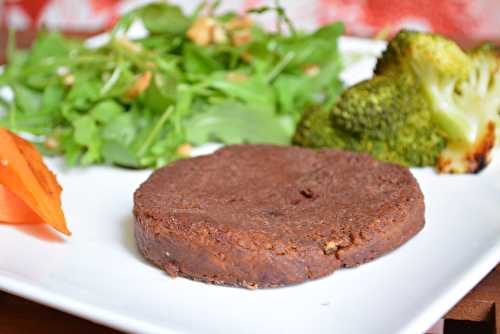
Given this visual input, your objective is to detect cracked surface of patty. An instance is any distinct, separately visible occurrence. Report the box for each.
[133,144,425,288]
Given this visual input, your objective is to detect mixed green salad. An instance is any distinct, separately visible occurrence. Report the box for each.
[3,2,497,174]
[0,2,344,168]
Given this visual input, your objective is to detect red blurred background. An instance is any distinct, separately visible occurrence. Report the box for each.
[1,0,499,47]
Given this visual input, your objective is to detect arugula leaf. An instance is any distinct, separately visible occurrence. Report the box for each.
[183,44,223,75]
[100,65,136,98]
[137,3,191,35]
[13,84,41,113]
[186,101,291,145]
[61,138,82,166]
[73,115,98,146]
[208,75,275,110]
[25,32,76,65]
[66,78,101,111]
[101,113,137,146]
[90,100,125,123]
[73,115,101,165]
[143,74,177,113]
[41,82,65,115]
[102,140,139,167]
[274,74,304,115]
[275,22,343,67]
[0,3,345,169]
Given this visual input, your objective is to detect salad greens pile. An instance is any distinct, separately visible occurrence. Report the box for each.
[0,2,344,168]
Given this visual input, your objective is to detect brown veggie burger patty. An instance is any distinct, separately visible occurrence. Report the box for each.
[133,144,424,288]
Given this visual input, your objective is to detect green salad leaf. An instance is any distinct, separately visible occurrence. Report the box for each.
[0,2,344,168]
[186,101,291,145]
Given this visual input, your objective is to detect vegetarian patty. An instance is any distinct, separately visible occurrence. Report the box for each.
[133,144,425,288]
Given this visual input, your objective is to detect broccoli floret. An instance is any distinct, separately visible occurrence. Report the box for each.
[330,73,420,139]
[376,31,500,173]
[382,109,446,166]
[375,30,471,79]
[294,60,446,167]
[292,107,357,149]
[436,44,500,172]
[293,103,446,167]
[294,30,500,173]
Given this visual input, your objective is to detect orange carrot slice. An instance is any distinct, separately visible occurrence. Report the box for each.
[0,129,70,235]
[0,185,43,224]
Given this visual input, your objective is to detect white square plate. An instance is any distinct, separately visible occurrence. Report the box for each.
[1,38,499,334]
